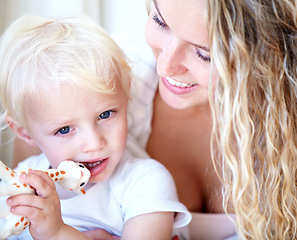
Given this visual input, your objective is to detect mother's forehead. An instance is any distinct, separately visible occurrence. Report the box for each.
[156,0,209,47]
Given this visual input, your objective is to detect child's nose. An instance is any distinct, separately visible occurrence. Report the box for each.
[80,130,106,153]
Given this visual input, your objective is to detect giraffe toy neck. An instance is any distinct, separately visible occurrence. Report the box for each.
[0,161,22,182]
[0,160,90,195]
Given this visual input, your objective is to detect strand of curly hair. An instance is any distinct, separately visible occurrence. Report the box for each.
[208,0,297,239]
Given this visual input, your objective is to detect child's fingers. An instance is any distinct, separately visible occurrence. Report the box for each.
[7,195,46,222]
[10,204,43,221]
[8,194,44,210]
[19,170,56,197]
[8,190,63,240]
[8,193,60,220]
[27,170,56,188]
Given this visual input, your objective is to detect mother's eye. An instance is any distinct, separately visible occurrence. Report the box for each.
[152,14,168,30]
[195,48,211,63]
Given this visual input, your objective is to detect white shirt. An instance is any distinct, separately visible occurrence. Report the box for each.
[5,149,191,240]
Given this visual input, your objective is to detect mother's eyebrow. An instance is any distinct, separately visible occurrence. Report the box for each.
[194,44,210,52]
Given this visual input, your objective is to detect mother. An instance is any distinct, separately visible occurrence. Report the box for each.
[13,0,297,239]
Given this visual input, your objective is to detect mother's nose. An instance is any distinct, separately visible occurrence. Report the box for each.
[156,41,187,77]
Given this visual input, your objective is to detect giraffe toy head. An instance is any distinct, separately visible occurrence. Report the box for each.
[55,160,91,195]
[0,160,91,239]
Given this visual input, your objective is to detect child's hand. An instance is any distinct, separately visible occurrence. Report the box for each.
[6,170,64,240]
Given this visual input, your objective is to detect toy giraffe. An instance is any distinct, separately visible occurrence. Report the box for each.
[0,160,90,239]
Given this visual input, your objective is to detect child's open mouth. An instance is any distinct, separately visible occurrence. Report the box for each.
[84,159,105,169]
[83,158,109,177]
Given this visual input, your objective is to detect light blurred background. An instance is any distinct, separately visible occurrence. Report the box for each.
[0,0,148,167]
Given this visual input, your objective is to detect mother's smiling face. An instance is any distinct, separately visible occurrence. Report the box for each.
[145,0,216,109]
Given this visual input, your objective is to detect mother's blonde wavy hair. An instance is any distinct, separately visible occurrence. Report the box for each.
[208,0,297,239]
[146,0,297,238]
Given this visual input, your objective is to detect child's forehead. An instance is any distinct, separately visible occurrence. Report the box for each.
[34,75,119,93]
[29,79,124,103]
[22,75,127,121]
[24,82,127,122]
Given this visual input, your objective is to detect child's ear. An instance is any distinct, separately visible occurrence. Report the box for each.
[5,116,37,146]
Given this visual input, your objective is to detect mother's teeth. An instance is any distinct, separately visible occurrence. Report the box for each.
[166,77,196,88]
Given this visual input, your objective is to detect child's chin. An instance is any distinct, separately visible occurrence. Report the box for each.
[89,173,108,183]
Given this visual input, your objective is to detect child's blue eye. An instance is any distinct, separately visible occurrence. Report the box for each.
[58,126,70,135]
[99,111,111,120]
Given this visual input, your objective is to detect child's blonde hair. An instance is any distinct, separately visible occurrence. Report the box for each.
[0,15,131,129]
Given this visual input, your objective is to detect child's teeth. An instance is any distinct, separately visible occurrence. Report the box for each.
[86,160,103,168]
